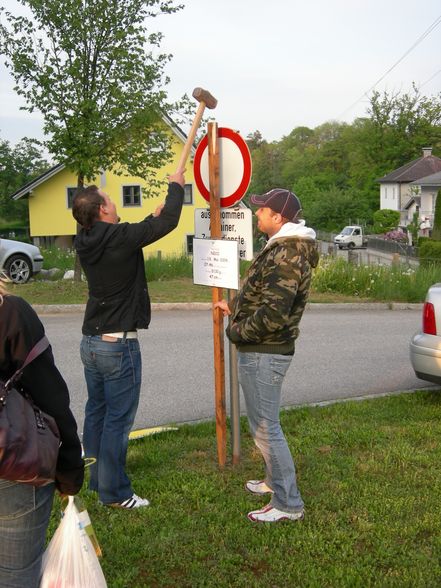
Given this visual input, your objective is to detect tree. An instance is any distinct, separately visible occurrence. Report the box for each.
[292,176,319,214]
[431,189,441,240]
[0,136,49,222]
[372,209,400,234]
[0,0,183,193]
[246,130,265,151]
[307,187,370,232]
[245,139,284,198]
[407,211,420,245]
[245,88,441,232]
[0,0,185,279]
[347,87,441,196]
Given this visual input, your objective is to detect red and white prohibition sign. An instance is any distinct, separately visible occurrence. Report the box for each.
[193,127,252,208]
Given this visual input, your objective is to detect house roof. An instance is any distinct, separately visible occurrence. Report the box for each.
[403,195,421,210]
[12,163,65,201]
[11,113,190,201]
[410,170,441,188]
[377,151,441,184]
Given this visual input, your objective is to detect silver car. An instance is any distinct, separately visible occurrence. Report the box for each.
[0,238,44,284]
[410,283,441,385]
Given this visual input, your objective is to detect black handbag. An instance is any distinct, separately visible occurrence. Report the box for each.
[0,336,61,486]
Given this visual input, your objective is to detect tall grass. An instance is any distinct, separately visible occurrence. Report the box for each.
[313,256,441,302]
[144,254,252,282]
[36,248,439,303]
[144,253,193,281]
[41,247,76,272]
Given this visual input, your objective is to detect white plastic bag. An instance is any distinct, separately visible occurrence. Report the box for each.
[40,496,107,588]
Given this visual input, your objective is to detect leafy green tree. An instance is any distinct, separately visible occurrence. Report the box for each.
[307,187,370,232]
[245,139,284,198]
[0,136,48,222]
[372,209,400,234]
[0,0,185,279]
[246,130,265,151]
[278,123,351,192]
[292,176,319,215]
[246,88,441,232]
[407,211,420,245]
[432,189,441,240]
[0,0,183,192]
[347,87,441,202]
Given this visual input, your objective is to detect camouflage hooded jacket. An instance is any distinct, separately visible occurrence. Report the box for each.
[227,234,319,355]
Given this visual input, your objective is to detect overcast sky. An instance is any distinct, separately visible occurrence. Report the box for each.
[1,0,440,147]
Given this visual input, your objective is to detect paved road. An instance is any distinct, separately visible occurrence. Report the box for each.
[40,306,432,433]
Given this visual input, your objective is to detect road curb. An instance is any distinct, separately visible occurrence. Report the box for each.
[306,302,423,311]
[31,301,423,314]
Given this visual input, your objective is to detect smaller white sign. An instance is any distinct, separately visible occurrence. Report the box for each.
[193,238,239,290]
[194,207,253,260]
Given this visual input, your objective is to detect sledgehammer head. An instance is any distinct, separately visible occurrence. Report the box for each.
[192,87,217,109]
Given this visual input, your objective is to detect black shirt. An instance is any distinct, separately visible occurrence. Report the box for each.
[0,295,84,494]
[74,182,184,335]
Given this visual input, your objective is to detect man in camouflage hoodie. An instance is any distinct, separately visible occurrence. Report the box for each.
[215,188,319,523]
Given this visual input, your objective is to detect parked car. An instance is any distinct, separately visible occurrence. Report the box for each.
[410,284,441,385]
[0,238,44,284]
[334,225,368,249]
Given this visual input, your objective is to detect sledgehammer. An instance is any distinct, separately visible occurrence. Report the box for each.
[176,87,218,171]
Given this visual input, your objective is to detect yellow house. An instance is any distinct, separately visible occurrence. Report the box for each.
[11,117,207,258]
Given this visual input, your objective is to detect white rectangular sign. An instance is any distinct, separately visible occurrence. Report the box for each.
[194,208,253,260]
[193,238,239,290]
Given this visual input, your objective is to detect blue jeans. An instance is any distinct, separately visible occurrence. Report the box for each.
[80,335,141,504]
[238,352,304,513]
[0,480,55,587]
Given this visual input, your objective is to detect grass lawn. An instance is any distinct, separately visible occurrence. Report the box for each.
[9,278,371,305]
[48,390,441,588]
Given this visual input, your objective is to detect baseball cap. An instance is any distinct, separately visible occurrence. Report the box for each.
[250,188,302,222]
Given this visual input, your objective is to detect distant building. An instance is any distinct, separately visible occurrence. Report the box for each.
[409,170,441,233]
[378,147,441,231]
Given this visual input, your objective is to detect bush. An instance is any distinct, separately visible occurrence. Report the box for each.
[418,236,431,247]
[372,209,400,234]
[419,240,441,267]
[383,228,407,242]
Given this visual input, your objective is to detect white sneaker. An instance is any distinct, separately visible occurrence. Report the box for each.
[109,494,150,509]
[247,504,304,523]
[245,480,273,495]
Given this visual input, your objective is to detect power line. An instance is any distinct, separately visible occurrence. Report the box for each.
[338,14,441,119]
[419,68,441,89]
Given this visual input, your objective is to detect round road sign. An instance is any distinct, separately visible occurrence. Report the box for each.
[193,127,252,207]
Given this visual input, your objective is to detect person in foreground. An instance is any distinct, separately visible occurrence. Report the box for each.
[72,169,185,510]
[0,278,84,587]
[215,188,319,523]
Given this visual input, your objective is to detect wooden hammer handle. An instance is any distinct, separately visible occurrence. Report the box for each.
[177,101,206,171]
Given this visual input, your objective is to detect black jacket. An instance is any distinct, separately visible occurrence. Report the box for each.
[0,295,84,494]
[74,182,184,335]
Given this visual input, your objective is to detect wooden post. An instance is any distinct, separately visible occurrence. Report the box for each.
[208,121,227,467]
[228,288,240,465]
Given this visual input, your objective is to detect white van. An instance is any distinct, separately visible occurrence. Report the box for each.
[334,226,367,249]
